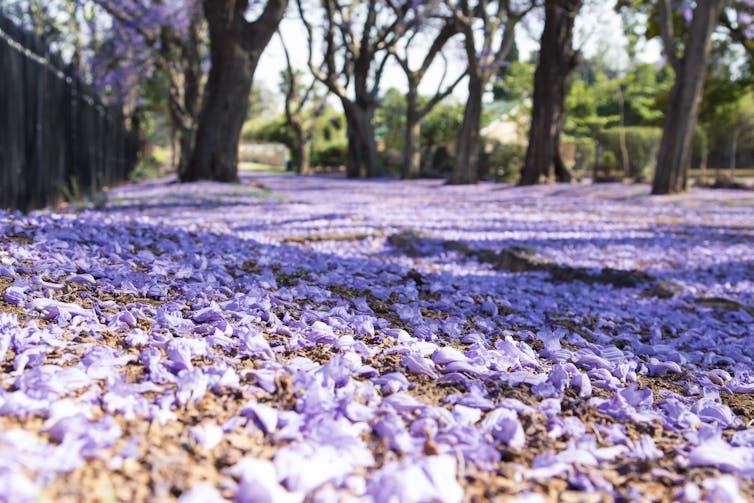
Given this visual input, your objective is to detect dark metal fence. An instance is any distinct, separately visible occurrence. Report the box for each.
[0,15,138,212]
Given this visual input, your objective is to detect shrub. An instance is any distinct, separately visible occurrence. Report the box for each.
[599,127,661,180]
[600,150,618,171]
[129,154,162,182]
[565,136,596,173]
[312,141,348,168]
[487,143,526,182]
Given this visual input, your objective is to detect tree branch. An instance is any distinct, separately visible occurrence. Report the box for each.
[658,0,681,73]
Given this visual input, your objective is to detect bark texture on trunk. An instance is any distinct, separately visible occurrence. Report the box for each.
[402,83,422,179]
[449,75,483,185]
[184,0,287,182]
[292,123,312,175]
[652,0,724,195]
[165,17,202,181]
[520,0,581,186]
[343,100,382,178]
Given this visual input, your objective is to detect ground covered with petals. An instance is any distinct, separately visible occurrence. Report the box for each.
[1,175,753,502]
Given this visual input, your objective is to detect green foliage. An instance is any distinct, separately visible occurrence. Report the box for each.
[566,64,671,138]
[242,108,346,169]
[487,143,526,182]
[421,100,465,148]
[375,88,406,152]
[600,150,618,170]
[129,154,163,182]
[565,136,597,172]
[312,141,348,168]
[492,61,535,104]
[598,127,661,180]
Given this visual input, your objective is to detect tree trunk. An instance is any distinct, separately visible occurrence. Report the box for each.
[449,74,483,185]
[292,123,313,175]
[402,83,422,179]
[343,100,382,178]
[729,134,737,174]
[520,0,581,186]
[185,49,253,182]
[617,86,630,177]
[651,0,724,195]
[184,0,287,183]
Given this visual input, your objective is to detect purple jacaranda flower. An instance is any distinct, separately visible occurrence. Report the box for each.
[702,476,747,503]
[242,402,279,434]
[645,358,683,376]
[14,365,91,400]
[0,467,38,503]
[230,458,300,503]
[382,392,424,413]
[3,285,27,306]
[401,353,437,378]
[691,397,738,428]
[731,429,754,448]
[274,439,373,494]
[631,435,663,461]
[372,372,410,395]
[124,328,149,347]
[103,382,153,418]
[192,305,223,324]
[367,455,462,503]
[393,304,423,325]
[66,273,96,285]
[166,338,208,372]
[81,346,136,380]
[657,397,700,430]
[675,482,702,502]
[237,326,275,360]
[175,368,209,405]
[431,346,467,365]
[526,453,570,479]
[482,407,525,450]
[306,321,337,344]
[29,298,92,322]
[446,384,494,410]
[687,437,754,477]
[0,314,16,360]
[178,483,228,503]
[568,468,613,492]
[342,399,375,423]
[191,424,224,450]
[548,416,586,440]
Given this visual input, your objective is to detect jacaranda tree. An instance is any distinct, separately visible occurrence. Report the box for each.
[519,0,582,185]
[296,0,410,178]
[185,0,288,182]
[447,0,538,184]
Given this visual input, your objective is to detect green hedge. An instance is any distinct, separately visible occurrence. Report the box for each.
[487,143,526,182]
[563,136,596,173]
[312,141,348,168]
[598,126,708,180]
[598,127,662,180]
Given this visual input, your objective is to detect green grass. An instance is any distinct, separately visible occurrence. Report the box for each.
[238,162,288,173]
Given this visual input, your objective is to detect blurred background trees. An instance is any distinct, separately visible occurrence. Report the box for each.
[2,0,752,193]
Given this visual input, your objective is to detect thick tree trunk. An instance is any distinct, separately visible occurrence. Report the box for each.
[652,0,724,195]
[520,0,581,186]
[292,124,313,175]
[176,131,195,179]
[402,84,422,179]
[185,50,253,182]
[184,0,287,183]
[299,139,312,175]
[343,100,382,178]
[402,121,422,179]
[449,74,483,185]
